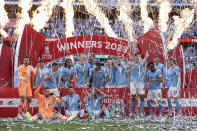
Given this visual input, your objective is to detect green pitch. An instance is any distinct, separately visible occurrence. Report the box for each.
[0,117,194,131]
[0,121,162,131]
[1,122,151,131]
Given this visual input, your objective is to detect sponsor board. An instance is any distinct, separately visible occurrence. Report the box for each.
[1,98,197,108]
[1,88,197,117]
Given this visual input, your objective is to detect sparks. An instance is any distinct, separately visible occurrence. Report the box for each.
[61,0,74,37]
[81,0,117,38]
[158,0,171,33]
[0,28,8,37]
[192,0,197,5]
[140,0,153,33]
[168,8,194,50]
[16,0,33,35]
[31,0,59,32]
[0,0,9,37]
[118,0,134,42]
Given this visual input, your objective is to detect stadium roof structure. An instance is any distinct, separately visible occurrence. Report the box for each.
[4,1,194,8]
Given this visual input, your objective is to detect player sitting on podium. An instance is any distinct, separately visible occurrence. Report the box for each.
[61,86,88,121]
[85,88,113,119]
[26,82,68,121]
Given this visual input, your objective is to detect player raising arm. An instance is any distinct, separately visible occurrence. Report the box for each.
[26,82,67,121]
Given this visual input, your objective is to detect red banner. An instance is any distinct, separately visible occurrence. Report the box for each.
[40,35,132,63]
[1,87,197,117]
[137,26,165,62]
[185,69,197,88]
[4,37,197,43]
[0,25,197,118]
[0,44,14,87]
[17,25,46,67]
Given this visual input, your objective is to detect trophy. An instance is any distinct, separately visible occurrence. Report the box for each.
[112,100,125,118]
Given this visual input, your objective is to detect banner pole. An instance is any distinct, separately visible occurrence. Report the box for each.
[14,24,26,86]
[0,44,3,57]
[180,45,186,89]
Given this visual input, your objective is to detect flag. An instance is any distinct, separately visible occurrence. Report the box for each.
[137,26,165,64]
[0,44,14,87]
[16,25,46,67]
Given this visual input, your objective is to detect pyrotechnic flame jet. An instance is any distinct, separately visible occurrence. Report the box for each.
[118,0,134,42]
[81,0,117,38]
[15,0,33,35]
[31,0,59,32]
[61,0,75,37]
[168,8,194,50]
[158,0,172,33]
[0,0,9,37]
[140,0,154,33]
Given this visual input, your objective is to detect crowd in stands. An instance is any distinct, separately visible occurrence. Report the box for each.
[39,16,137,39]
[2,16,197,71]
[1,0,197,71]
[2,15,197,39]
[98,0,191,4]
[183,46,197,72]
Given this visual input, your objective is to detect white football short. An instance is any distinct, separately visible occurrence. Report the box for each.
[147,89,162,101]
[130,82,145,95]
[167,87,179,98]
